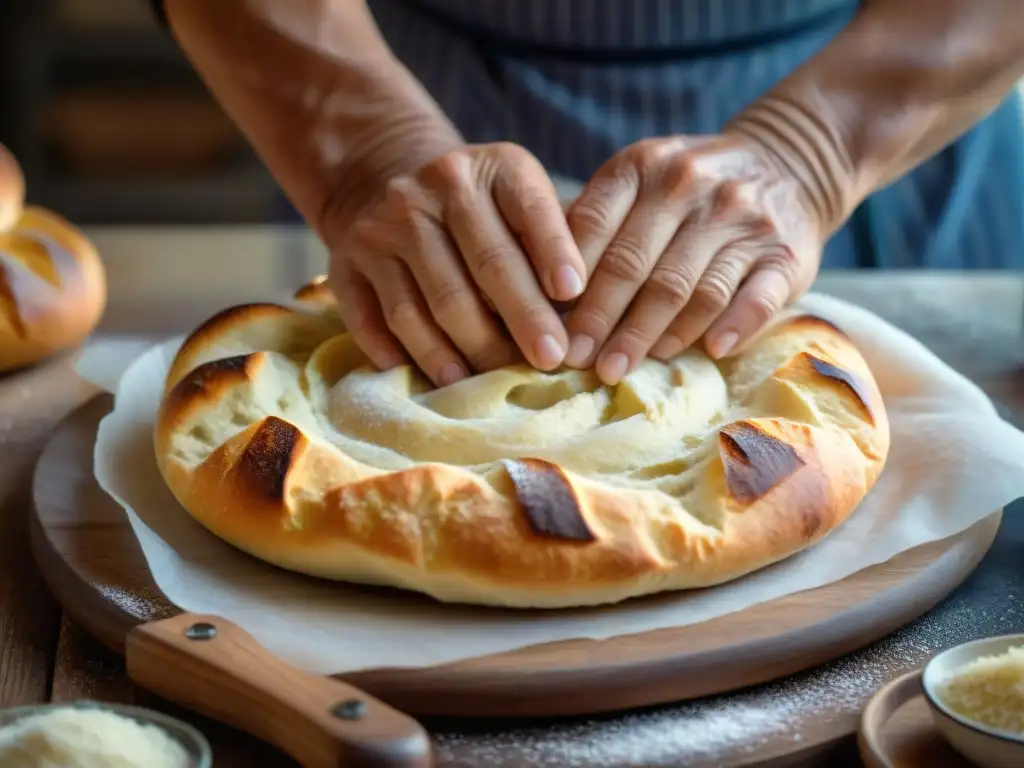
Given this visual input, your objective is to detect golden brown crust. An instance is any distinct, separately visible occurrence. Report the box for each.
[153,279,890,609]
[0,143,24,234]
[0,145,106,372]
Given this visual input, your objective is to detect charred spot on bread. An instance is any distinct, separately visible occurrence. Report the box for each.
[238,416,303,499]
[804,353,874,423]
[502,458,596,542]
[175,354,252,396]
[801,504,824,540]
[161,353,264,420]
[719,421,805,504]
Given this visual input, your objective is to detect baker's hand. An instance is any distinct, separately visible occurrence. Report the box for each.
[328,142,586,387]
[563,134,824,384]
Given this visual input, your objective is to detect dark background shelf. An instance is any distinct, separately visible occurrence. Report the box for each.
[0,0,283,225]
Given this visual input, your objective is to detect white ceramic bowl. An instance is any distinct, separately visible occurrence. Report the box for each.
[922,633,1024,768]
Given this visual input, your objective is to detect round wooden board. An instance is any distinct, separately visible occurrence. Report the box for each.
[31,395,1001,721]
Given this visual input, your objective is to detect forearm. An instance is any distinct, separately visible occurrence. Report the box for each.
[164,0,463,237]
[729,0,1024,235]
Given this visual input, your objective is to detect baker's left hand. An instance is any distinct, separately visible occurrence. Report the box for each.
[563,134,825,384]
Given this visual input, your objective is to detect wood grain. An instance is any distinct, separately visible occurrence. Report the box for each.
[0,236,1020,768]
[50,615,134,704]
[27,393,1001,768]
[0,354,96,707]
[127,613,433,768]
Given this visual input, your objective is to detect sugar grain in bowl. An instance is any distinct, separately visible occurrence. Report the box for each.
[923,633,1024,768]
[0,701,211,768]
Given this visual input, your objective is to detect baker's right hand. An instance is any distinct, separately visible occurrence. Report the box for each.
[327,142,586,387]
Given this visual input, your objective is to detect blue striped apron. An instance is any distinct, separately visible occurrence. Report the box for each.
[358,0,1024,269]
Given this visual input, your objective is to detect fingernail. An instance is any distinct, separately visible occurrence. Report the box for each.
[565,334,594,367]
[438,362,466,386]
[534,334,566,369]
[552,264,583,300]
[709,330,738,359]
[599,352,629,384]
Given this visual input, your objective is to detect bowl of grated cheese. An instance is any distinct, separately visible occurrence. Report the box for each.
[923,633,1024,768]
[0,700,211,768]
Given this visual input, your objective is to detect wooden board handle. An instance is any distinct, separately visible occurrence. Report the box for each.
[125,613,433,768]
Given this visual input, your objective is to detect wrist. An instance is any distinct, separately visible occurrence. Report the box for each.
[726,96,858,239]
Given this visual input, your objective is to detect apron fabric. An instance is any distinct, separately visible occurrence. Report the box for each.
[366,0,1024,269]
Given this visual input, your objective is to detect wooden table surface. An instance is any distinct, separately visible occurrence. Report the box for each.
[1,225,1023,767]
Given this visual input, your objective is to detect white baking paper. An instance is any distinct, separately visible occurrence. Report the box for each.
[77,293,1024,675]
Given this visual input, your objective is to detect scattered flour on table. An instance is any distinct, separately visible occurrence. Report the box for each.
[95,584,161,621]
[433,577,1023,767]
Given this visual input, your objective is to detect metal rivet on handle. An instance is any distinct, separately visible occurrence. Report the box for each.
[331,699,367,720]
[184,622,218,641]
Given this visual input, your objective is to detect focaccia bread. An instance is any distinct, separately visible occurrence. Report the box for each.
[0,143,106,372]
[154,277,890,609]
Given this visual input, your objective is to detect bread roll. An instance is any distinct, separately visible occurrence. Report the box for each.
[0,144,106,372]
[154,279,890,609]
[0,143,24,234]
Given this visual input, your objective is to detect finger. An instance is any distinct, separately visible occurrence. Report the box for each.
[649,245,756,361]
[494,156,587,303]
[591,218,730,384]
[364,256,469,387]
[328,253,407,371]
[703,265,792,359]
[563,202,685,369]
[402,209,519,372]
[565,166,637,277]
[446,187,568,371]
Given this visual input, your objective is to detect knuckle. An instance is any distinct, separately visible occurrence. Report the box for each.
[627,138,670,170]
[429,281,479,323]
[646,263,699,305]
[570,303,616,339]
[745,291,783,325]
[384,296,422,334]
[426,150,472,189]
[566,199,611,234]
[692,272,736,313]
[659,154,697,199]
[764,243,799,268]
[383,175,417,210]
[601,237,651,282]
[380,178,430,227]
[472,244,517,286]
[711,180,745,214]
[744,213,776,238]
[518,188,557,220]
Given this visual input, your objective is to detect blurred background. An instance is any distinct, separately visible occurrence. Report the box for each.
[0,0,283,226]
[0,0,1021,347]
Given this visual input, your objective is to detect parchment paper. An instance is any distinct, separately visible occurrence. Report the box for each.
[76,293,1024,675]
